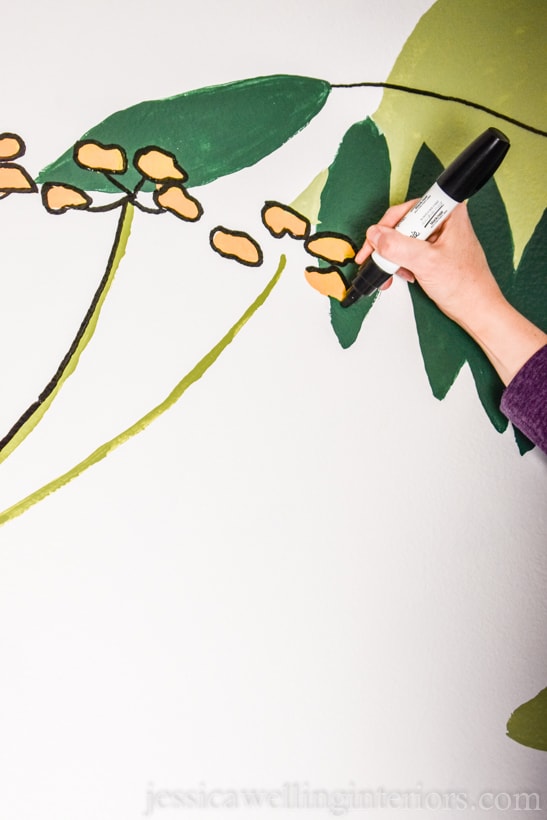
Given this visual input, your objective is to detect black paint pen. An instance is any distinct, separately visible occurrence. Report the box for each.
[341,127,510,307]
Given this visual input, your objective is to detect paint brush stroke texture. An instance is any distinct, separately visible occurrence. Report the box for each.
[0,76,330,465]
[373,0,547,260]
[15,0,547,468]
[38,76,332,192]
[0,0,545,510]
[0,0,545,757]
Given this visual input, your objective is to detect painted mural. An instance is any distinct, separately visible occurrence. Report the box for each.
[0,0,545,753]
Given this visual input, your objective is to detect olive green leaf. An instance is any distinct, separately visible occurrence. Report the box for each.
[38,75,331,193]
[507,687,547,752]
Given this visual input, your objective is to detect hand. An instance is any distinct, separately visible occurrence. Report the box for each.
[355,201,547,385]
[355,201,504,329]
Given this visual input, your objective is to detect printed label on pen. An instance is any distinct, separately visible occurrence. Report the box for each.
[370,183,459,276]
[396,182,458,240]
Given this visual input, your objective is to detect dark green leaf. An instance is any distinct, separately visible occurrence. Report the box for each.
[464,177,515,429]
[409,281,469,399]
[454,178,517,430]
[38,75,331,192]
[406,144,467,398]
[467,177,514,295]
[317,117,390,348]
[513,425,534,455]
[404,144,547,443]
[505,209,547,453]
[465,344,507,431]
[508,208,547,332]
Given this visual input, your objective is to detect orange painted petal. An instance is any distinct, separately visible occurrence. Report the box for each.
[210,227,263,267]
[0,133,25,161]
[75,140,127,173]
[261,201,310,239]
[0,164,36,193]
[154,183,203,221]
[304,232,356,265]
[41,183,92,213]
[305,266,347,301]
[134,147,186,182]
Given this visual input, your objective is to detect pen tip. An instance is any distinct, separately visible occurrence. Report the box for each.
[340,290,357,308]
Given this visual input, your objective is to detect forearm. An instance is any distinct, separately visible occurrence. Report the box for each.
[362,204,547,386]
[457,296,547,386]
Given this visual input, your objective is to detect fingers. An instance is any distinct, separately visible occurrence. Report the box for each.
[366,224,435,273]
[355,199,419,264]
[428,201,471,244]
[355,239,374,265]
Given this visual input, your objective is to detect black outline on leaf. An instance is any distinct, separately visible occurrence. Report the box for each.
[73,139,128,175]
[133,146,187,183]
[0,163,37,194]
[261,200,311,240]
[209,226,264,267]
[41,182,92,214]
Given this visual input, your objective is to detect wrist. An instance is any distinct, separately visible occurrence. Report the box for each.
[459,297,547,385]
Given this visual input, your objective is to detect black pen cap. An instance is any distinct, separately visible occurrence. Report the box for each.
[436,127,510,202]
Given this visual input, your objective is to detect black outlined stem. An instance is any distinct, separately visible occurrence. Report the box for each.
[0,202,134,465]
[331,82,547,139]
[0,254,286,527]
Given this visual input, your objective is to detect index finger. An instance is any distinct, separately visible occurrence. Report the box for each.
[355,199,419,264]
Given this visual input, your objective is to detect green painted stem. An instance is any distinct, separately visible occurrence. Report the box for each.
[0,255,286,527]
[0,202,134,465]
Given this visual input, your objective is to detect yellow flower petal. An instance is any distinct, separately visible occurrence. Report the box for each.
[304,232,357,265]
[210,227,263,267]
[304,266,347,301]
[261,201,310,239]
[134,147,186,182]
[41,183,92,214]
[74,140,127,173]
[154,183,203,221]
[0,133,25,161]
[0,164,36,193]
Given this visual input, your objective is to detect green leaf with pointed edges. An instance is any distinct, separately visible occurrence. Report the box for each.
[467,178,514,295]
[316,117,390,348]
[406,144,468,399]
[513,426,534,455]
[508,208,547,332]
[406,144,541,451]
[465,343,507,431]
[38,75,331,193]
[467,188,546,450]
[464,178,515,432]
[505,207,547,454]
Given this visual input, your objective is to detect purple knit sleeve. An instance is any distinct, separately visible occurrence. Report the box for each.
[500,344,547,453]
